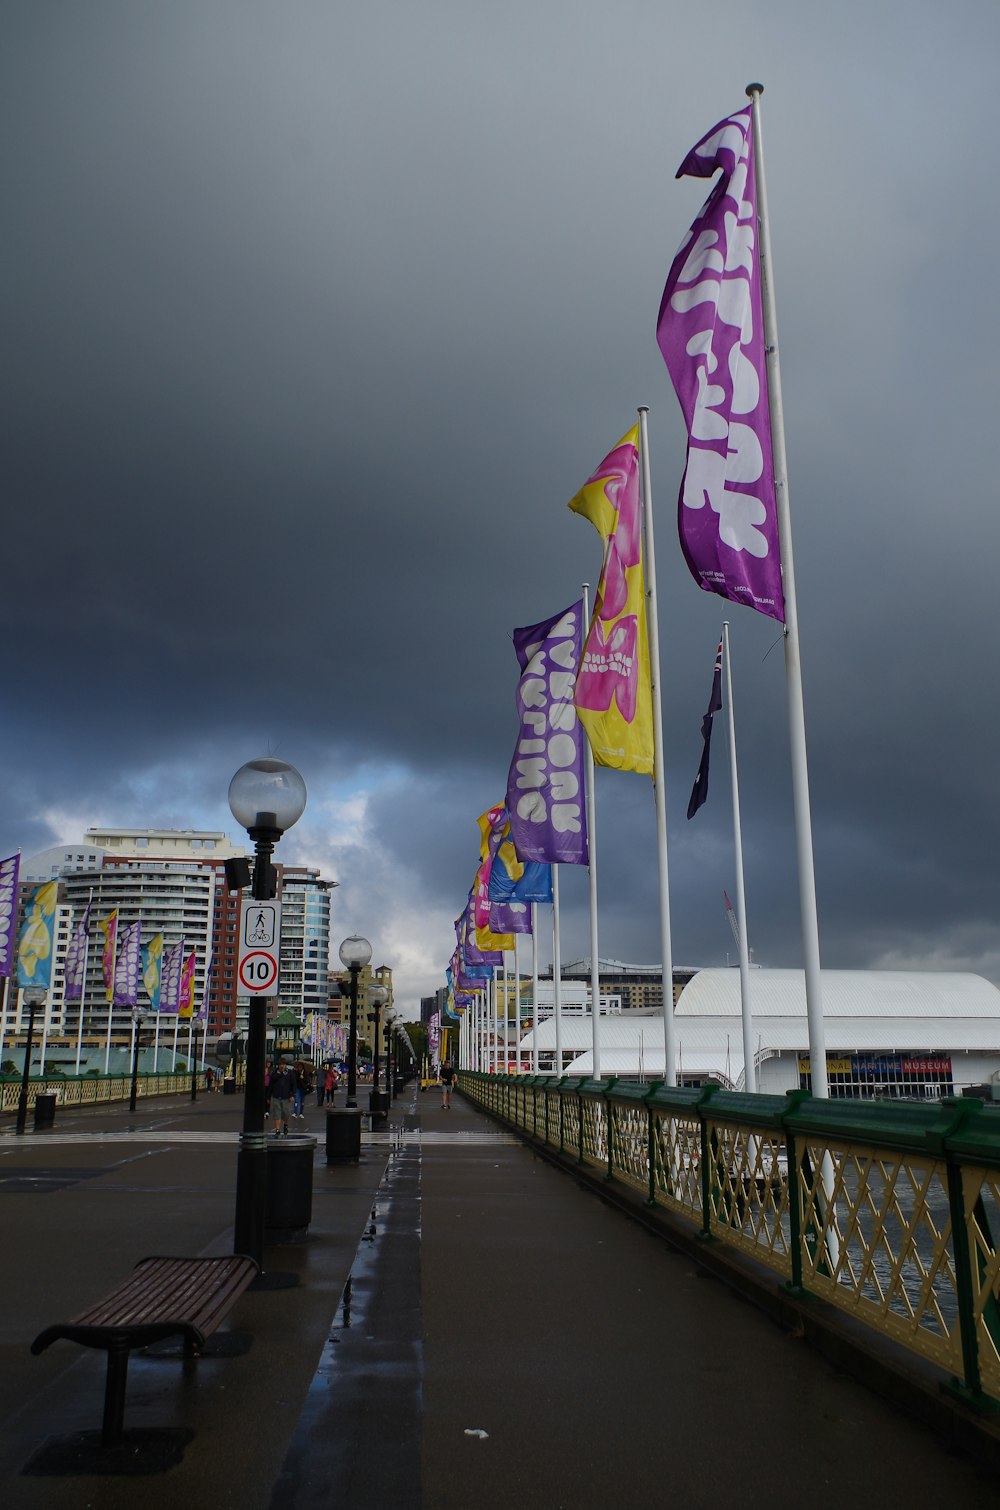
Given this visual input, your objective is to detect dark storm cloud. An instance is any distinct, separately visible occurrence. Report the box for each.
[2,0,999,1008]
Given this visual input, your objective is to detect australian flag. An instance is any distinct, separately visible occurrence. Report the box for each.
[687,639,723,819]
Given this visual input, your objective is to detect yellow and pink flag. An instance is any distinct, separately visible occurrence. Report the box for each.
[178,950,196,1018]
[100,909,119,1002]
[569,427,654,775]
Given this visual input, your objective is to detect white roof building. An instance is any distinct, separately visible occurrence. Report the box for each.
[518,969,1000,1096]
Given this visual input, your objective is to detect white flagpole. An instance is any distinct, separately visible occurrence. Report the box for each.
[172,1016,180,1071]
[490,965,498,1075]
[512,933,520,1073]
[0,975,7,1065]
[551,865,563,1076]
[39,990,50,1076]
[723,623,756,1092]
[502,950,509,1072]
[638,407,677,1085]
[104,967,115,1074]
[531,903,539,1075]
[581,581,602,1081]
[73,890,94,1076]
[746,83,828,1098]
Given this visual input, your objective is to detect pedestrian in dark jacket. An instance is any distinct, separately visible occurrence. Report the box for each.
[270,1060,295,1135]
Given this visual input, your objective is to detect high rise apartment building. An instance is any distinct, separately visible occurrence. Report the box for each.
[11,829,336,1047]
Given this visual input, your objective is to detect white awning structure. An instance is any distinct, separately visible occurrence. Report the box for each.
[518,970,1000,1087]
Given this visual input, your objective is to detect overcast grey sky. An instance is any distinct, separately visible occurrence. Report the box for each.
[3,2,998,1013]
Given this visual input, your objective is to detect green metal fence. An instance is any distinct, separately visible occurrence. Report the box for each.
[459,1070,1000,1412]
[1,1070,219,1114]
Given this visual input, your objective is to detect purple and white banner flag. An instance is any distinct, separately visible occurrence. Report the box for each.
[114,920,142,1008]
[0,852,20,977]
[506,601,589,866]
[160,939,185,1013]
[657,106,785,623]
[63,896,93,1003]
[488,899,531,936]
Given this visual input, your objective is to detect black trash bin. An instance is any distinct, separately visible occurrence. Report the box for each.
[265,1135,316,1231]
[222,1076,237,1096]
[326,1106,362,1163]
[33,1092,57,1129]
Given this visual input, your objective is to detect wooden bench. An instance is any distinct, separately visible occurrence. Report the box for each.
[31,1253,259,1445]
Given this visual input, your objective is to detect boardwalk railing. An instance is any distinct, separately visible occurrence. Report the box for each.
[1,1070,220,1115]
[460,1071,1000,1413]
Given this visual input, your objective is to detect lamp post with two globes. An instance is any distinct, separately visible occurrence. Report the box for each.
[229,757,307,1267]
[368,983,388,1120]
[339,935,371,1109]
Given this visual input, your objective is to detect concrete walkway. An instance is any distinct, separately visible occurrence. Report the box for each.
[1,1083,997,1508]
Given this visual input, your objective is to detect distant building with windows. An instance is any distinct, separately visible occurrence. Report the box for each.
[7,829,337,1053]
[541,959,695,1012]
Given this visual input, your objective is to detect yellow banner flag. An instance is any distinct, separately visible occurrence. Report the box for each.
[568,426,654,775]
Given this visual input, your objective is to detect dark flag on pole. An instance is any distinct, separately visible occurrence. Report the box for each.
[687,639,723,819]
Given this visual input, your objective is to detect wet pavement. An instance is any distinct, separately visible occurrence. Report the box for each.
[1,1084,998,1508]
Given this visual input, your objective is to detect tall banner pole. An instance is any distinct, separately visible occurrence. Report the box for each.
[746,83,828,1097]
[104,973,115,1075]
[551,865,563,1078]
[39,989,50,1077]
[581,581,602,1080]
[637,407,677,1084]
[73,911,92,1076]
[490,966,498,1075]
[723,623,756,1092]
[502,950,509,1073]
[531,903,539,1075]
[512,932,520,1073]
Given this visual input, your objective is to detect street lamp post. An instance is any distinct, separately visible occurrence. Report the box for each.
[339,935,372,1109]
[368,984,388,1119]
[129,1008,146,1113]
[15,990,45,1136]
[229,757,307,1267]
[190,1017,201,1102]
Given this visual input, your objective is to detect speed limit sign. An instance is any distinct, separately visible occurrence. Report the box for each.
[238,899,282,996]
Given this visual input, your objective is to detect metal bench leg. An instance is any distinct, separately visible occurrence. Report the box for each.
[102,1342,130,1446]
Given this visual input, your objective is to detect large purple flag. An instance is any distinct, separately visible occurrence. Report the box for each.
[506,601,589,865]
[160,939,185,1013]
[63,896,93,1002]
[114,920,142,1008]
[657,106,785,623]
[0,852,20,977]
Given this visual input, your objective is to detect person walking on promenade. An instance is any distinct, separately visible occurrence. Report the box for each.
[324,1065,337,1105]
[292,1063,307,1119]
[270,1060,295,1135]
[440,1060,455,1110]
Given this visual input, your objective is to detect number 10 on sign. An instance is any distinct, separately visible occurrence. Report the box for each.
[238,898,282,996]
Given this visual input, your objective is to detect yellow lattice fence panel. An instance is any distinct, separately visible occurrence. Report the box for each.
[798,1138,962,1376]
[560,1092,580,1155]
[611,1101,649,1194]
[581,1097,607,1170]
[963,1167,1000,1402]
[705,1122,791,1277]
[651,1109,701,1221]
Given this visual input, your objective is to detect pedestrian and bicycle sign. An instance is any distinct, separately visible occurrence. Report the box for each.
[238,899,282,996]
